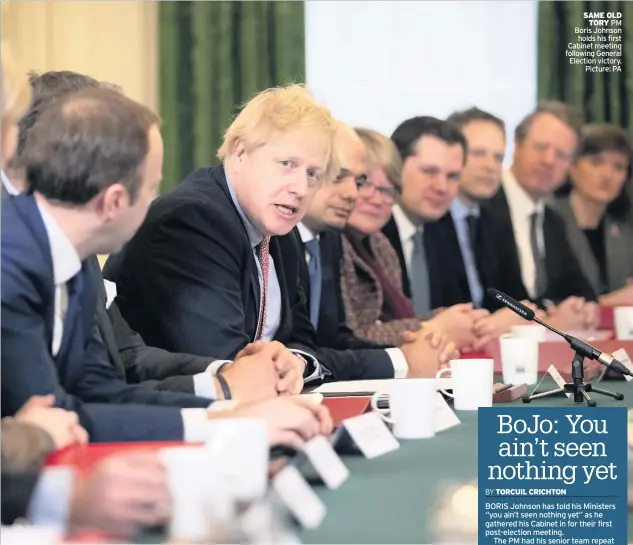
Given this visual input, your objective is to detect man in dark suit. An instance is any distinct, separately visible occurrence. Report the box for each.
[487,101,599,330]
[3,87,330,445]
[104,87,447,384]
[381,116,491,350]
[9,69,283,402]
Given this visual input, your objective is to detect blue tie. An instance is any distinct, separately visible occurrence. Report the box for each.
[305,239,322,329]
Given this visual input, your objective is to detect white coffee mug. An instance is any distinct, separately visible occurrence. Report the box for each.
[499,334,539,385]
[159,446,213,542]
[436,359,494,410]
[205,418,269,502]
[510,324,546,342]
[614,307,633,340]
[370,378,436,439]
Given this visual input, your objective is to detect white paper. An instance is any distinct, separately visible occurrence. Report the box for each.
[611,348,633,382]
[313,377,452,395]
[1,526,62,545]
[342,412,400,459]
[103,279,117,309]
[435,392,461,432]
[546,365,571,397]
[303,435,349,490]
[272,466,326,529]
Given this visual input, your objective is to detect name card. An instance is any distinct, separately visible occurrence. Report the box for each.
[435,392,461,432]
[545,364,571,397]
[341,412,400,459]
[611,348,633,382]
[272,465,326,529]
[303,435,349,490]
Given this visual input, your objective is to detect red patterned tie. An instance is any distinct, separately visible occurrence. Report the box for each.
[256,236,271,341]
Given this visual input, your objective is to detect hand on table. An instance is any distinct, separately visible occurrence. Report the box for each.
[400,326,459,377]
[581,301,600,329]
[547,297,589,331]
[14,395,88,449]
[270,342,306,396]
[69,451,170,538]
[423,304,488,350]
[212,396,332,450]
[218,342,280,403]
[471,302,539,348]
[235,341,305,396]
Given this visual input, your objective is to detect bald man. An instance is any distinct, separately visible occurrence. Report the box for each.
[282,122,455,379]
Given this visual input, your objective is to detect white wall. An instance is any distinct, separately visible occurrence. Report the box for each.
[305,0,539,164]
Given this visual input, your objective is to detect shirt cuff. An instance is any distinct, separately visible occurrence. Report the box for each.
[192,372,218,399]
[207,359,232,376]
[181,408,211,442]
[26,467,75,531]
[385,347,408,379]
[290,349,329,383]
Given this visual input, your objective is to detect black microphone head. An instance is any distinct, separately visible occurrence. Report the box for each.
[486,288,535,321]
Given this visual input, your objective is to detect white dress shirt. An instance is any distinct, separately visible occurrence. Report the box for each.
[226,180,325,382]
[1,169,19,196]
[391,204,419,278]
[297,223,408,378]
[35,201,214,442]
[501,170,546,299]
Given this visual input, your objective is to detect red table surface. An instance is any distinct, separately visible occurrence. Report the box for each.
[601,307,615,330]
[44,397,369,471]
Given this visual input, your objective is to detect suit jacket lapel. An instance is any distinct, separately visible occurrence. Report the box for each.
[381,215,410,297]
[211,168,262,335]
[13,196,57,348]
[268,238,288,336]
[605,216,631,291]
[554,198,600,294]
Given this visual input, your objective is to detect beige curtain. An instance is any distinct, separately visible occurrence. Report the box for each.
[3,1,159,266]
[2,1,158,111]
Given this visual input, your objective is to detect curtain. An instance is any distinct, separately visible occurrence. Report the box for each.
[158,1,305,192]
[538,1,633,129]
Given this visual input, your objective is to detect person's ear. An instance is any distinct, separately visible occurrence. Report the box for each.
[233,140,248,161]
[94,183,130,222]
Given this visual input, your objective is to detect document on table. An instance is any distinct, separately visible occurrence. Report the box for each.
[312,378,452,395]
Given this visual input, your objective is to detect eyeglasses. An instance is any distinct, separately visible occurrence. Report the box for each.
[357,180,398,203]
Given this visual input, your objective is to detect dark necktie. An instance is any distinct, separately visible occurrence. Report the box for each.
[465,213,486,302]
[410,228,430,316]
[255,237,270,341]
[304,238,322,329]
[466,214,479,252]
[530,211,547,297]
[58,272,84,355]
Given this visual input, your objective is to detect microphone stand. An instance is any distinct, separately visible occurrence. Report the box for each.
[522,317,624,407]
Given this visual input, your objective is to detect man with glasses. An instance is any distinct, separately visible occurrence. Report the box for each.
[283,122,457,379]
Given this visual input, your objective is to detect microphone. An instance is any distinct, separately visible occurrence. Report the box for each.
[487,288,633,377]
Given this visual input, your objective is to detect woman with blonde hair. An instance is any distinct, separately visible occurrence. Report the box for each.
[1,43,31,173]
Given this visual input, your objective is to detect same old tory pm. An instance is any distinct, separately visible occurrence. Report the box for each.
[583,12,623,26]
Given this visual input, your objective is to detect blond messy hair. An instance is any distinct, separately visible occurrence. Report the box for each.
[355,127,402,190]
[218,84,339,182]
[1,43,31,140]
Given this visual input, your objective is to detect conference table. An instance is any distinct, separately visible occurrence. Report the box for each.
[133,373,633,544]
[296,376,633,544]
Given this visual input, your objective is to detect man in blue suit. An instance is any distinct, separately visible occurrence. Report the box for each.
[2,87,331,445]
